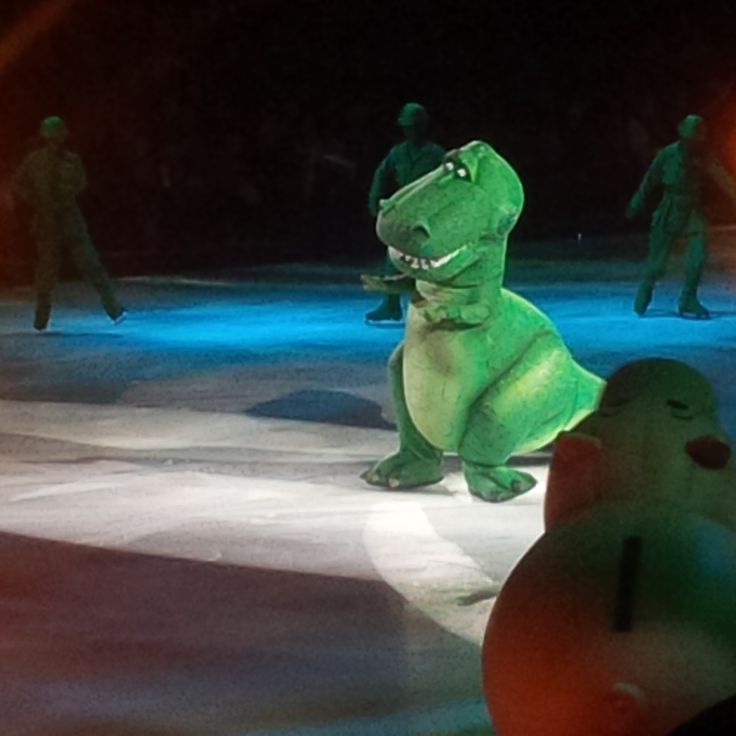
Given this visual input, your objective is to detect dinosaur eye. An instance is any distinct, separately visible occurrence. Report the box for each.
[456,167,470,179]
[443,161,456,172]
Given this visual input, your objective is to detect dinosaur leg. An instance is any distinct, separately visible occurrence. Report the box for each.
[362,344,444,489]
[459,338,595,503]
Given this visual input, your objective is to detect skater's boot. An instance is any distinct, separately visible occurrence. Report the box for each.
[634,280,654,316]
[365,293,402,323]
[34,294,51,332]
[678,291,710,320]
[111,308,128,325]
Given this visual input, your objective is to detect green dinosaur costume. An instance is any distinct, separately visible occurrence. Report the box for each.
[627,114,736,319]
[361,140,604,501]
[365,102,445,323]
[13,116,124,331]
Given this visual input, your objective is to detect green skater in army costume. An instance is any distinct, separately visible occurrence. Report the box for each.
[627,114,736,319]
[13,116,125,331]
[362,141,604,502]
[365,102,445,323]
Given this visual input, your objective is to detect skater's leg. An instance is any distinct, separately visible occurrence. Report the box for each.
[678,231,709,318]
[366,253,402,322]
[34,239,61,331]
[70,224,124,320]
[635,224,676,316]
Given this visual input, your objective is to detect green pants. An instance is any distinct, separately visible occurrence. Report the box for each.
[381,252,402,312]
[34,218,121,329]
[640,224,708,298]
[366,251,402,317]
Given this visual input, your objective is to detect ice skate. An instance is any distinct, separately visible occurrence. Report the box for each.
[678,296,710,320]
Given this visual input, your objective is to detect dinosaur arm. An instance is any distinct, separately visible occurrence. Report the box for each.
[415,278,498,325]
[421,302,492,325]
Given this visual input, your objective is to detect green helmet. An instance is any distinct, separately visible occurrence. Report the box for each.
[39,115,68,140]
[677,114,705,141]
[397,102,429,127]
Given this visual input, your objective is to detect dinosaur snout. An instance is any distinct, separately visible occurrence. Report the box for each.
[686,436,732,469]
[410,221,432,247]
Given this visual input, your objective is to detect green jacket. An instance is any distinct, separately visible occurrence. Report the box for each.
[368,140,445,216]
[628,142,736,234]
[13,147,87,236]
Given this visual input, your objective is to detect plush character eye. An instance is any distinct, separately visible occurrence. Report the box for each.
[443,161,456,172]
[456,167,470,179]
[667,399,693,419]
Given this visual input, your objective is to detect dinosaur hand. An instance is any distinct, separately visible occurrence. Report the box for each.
[422,303,491,325]
[422,304,461,323]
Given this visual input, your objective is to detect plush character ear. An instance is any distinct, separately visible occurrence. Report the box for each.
[544,431,602,530]
[604,683,648,736]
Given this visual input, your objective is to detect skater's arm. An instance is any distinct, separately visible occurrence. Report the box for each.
[71,154,87,195]
[11,157,33,204]
[368,148,396,217]
[429,143,446,170]
[707,159,736,208]
[626,150,663,219]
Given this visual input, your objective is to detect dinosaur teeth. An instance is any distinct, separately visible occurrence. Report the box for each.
[389,245,465,270]
[431,251,457,268]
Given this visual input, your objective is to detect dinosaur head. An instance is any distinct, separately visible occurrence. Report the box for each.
[376,140,524,283]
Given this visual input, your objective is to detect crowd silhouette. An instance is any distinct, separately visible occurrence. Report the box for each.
[1,2,735,283]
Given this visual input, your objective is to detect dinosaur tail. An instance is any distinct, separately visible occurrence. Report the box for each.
[566,364,605,430]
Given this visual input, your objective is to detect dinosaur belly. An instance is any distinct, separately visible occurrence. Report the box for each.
[403,306,492,450]
[400,290,590,453]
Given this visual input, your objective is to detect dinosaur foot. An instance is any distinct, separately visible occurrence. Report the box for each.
[361,452,443,490]
[463,463,537,503]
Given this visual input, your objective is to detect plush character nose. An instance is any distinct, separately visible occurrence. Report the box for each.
[411,221,431,247]
[686,436,732,469]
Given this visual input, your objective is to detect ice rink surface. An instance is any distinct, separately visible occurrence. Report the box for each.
[0,259,735,735]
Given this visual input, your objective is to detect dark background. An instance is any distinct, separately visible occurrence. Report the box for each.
[1,0,736,281]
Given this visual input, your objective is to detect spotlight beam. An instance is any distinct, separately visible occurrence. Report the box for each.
[0,0,85,77]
